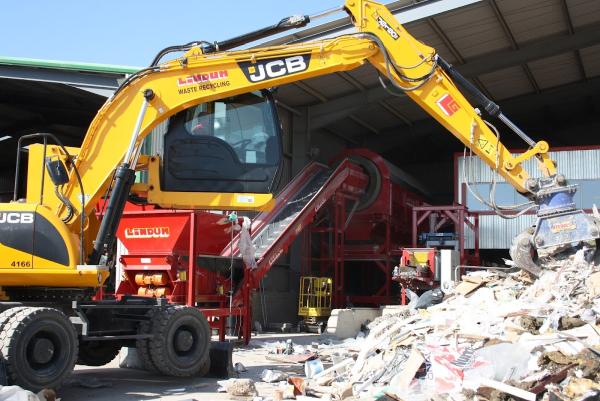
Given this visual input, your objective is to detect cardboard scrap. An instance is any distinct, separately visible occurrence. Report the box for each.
[563,377,600,399]
[273,261,600,401]
[455,275,487,296]
[389,348,424,389]
[454,281,483,295]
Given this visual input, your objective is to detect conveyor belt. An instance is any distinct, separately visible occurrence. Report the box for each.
[198,160,368,305]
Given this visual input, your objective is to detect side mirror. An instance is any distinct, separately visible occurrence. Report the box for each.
[46,158,69,186]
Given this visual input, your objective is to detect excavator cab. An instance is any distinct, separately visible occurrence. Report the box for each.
[161,90,282,195]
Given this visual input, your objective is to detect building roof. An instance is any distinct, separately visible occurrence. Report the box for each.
[0,56,140,74]
[268,0,600,167]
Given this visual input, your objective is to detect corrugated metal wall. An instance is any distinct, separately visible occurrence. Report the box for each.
[464,214,536,249]
[457,148,600,249]
[458,148,600,190]
[143,119,168,157]
[136,120,169,183]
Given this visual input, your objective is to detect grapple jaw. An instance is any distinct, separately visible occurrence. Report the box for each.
[510,232,542,277]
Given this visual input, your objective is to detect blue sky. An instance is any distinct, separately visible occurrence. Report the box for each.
[1,1,344,67]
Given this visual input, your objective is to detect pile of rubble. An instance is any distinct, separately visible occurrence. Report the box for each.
[235,257,600,401]
[338,258,600,401]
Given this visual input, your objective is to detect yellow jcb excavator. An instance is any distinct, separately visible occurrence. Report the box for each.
[0,0,597,391]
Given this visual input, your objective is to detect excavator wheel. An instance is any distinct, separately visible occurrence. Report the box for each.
[0,307,78,391]
[148,305,211,377]
[77,340,121,366]
[198,355,211,377]
[0,306,28,332]
[135,308,161,372]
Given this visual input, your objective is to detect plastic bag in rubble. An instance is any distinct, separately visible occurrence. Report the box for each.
[0,386,41,401]
[406,288,419,309]
[260,369,288,383]
[423,344,474,393]
[414,289,444,309]
[463,343,531,387]
[239,216,257,269]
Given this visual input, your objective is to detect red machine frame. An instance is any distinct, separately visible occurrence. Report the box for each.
[391,205,479,305]
[411,204,480,266]
[108,148,438,339]
[302,149,426,308]
[111,158,368,344]
[113,209,252,343]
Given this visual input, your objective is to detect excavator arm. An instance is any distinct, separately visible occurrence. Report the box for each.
[56,1,552,222]
[15,0,599,279]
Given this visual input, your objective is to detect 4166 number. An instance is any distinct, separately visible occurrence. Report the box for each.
[10,261,31,267]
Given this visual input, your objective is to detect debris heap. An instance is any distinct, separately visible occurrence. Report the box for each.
[295,258,600,400]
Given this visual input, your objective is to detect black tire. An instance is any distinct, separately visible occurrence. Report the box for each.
[198,355,211,377]
[135,308,161,372]
[148,305,211,377]
[0,307,78,391]
[0,306,28,331]
[77,340,121,366]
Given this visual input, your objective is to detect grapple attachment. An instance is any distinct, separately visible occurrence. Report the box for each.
[510,181,600,276]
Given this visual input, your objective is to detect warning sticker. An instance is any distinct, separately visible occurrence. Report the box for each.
[236,195,255,204]
[436,94,460,116]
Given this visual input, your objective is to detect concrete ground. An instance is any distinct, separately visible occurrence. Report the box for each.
[60,333,323,401]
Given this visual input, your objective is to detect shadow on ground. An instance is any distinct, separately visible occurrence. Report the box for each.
[60,333,322,401]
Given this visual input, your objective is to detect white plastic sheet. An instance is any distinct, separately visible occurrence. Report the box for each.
[0,386,41,401]
[239,216,257,269]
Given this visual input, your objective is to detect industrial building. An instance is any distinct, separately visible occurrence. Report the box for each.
[0,1,600,398]
[2,0,599,322]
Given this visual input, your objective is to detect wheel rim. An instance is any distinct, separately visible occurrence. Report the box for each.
[30,336,55,365]
[174,327,195,353]
[173,325,197,356]
[21,321,71,380]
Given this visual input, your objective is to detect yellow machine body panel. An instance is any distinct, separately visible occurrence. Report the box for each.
[0,202,108,288]
[144,156,275,211]
[407,250,431,268]
[25,144,82,205]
